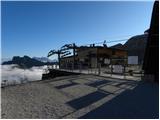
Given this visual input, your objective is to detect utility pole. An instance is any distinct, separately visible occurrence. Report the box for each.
[73,43,76,70]
[57,50,61,69]
[142,1,159,82]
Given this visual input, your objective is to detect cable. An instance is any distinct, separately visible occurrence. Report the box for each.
[79,38,128,46]
[106,39,128,43]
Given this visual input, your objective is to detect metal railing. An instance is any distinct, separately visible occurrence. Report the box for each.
[57,63,143,80]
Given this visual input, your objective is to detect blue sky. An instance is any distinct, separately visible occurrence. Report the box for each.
[2,1,154,59]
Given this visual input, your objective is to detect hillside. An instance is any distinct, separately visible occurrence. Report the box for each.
[110,43,123,49]
[111,34,148,64]
[2,56,55,68]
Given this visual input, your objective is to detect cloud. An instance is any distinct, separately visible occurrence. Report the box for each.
[1,64,48,86]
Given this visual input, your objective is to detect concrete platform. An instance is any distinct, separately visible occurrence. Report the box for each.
[1,74,158,119]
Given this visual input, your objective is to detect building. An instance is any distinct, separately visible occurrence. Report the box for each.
[60,46,127,69]
[142,1,159,82]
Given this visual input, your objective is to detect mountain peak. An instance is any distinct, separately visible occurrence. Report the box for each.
[2,56,55,68]
[110,34,148,64]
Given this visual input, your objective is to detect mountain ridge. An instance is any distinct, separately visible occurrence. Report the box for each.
[2,55,56,68]
[110,34,148,64]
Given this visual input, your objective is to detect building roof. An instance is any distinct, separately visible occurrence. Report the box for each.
[77,46,127,51]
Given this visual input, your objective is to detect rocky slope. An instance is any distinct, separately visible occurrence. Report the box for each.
[2,55,55,68]
[111,34,148,64]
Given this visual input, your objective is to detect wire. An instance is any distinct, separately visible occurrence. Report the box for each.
[79,38,128,46]
[106,39,128,43]
[78,34,136,46]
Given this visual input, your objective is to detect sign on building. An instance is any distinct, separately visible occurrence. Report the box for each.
[113,65,124,73]
[104,58,110,64]
[80,58,85,62]
[128,56,138,65]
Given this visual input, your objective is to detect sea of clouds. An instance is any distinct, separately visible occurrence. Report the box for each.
[1,64,49,86]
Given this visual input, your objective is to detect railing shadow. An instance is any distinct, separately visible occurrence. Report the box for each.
[79,81,159,119]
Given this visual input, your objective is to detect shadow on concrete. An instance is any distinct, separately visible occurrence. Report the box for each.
[42,69,81,80]
[114,81,137,87]
[87,80,111,87]
[80,81,159,119]
[67,91,108,110]
[55,82,78,89]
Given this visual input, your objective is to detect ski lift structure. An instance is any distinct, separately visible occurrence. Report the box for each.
[47,49,71,69]
[47,41,107,69]
[60,43,78,69]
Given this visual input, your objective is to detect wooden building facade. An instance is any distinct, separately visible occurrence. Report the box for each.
[60,46,127,69]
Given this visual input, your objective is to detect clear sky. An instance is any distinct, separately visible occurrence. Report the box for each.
[2,1,154,59]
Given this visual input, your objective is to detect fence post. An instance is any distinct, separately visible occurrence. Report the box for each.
[110,58,113,76]
[72,63,74,72]
[79,63,82,73]
[88,64,89,74]
[123,65,126,79]
[111,64,113,76]
[98,63,101,76]
[95,67,97,74]
[91,66,93,74]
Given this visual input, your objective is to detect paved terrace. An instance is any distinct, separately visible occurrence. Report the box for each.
[1,74,158,119]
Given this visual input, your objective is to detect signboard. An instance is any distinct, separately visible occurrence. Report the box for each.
[128,56,138,65]
[104,58,110,64]
[113,65,124,73]
[80,58,85,62]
